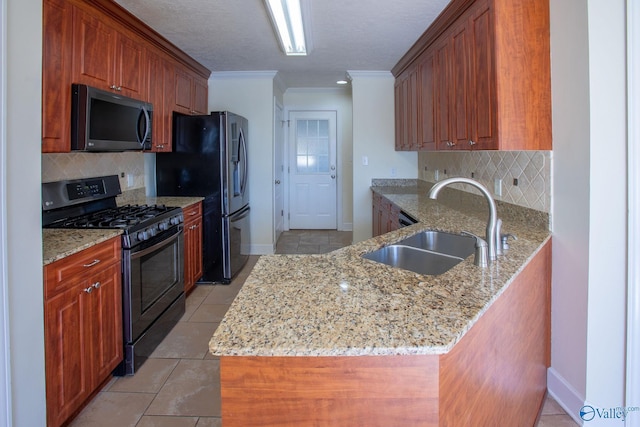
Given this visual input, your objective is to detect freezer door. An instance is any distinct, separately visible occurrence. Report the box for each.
[221,205,250,281]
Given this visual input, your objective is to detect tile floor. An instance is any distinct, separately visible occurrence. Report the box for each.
[70,230,577,427]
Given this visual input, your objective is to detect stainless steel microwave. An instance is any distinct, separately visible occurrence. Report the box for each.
[71,83,153,151]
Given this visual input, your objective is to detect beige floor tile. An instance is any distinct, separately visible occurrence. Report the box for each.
[195,417,222,427]
[69,391,155,427]
[189,285,214,299]
[145,359,221,417]
[109,358,179,393]
[150,322,219,359]
[136,415,199,427]
[203,285,241,305]
[541,396,568,416]
[188,304,229,323]
[536,414,580,427]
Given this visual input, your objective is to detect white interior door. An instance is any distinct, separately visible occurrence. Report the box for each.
[273,100,285,242]
[288,111,337,229]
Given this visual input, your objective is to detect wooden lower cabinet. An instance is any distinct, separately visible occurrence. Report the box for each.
[44,237,123,427]
[372,192,401,237]
[219,242,551,426]
[183,202,203,294]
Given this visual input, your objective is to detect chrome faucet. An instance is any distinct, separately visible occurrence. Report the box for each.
[428,177,498,262]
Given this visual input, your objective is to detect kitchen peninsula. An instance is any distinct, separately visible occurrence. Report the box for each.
[209,180,551,426]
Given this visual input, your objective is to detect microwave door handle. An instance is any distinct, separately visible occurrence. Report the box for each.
[137,107,151,148]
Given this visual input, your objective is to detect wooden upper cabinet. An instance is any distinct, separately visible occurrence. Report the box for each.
[174,67,209,115]
[42,0,73,152]
[419,50,436,150]
[394,65,420,150]
[72,6,145,99]
[392,0,551,151]
[42,0,210,153]
[146,49,172,152]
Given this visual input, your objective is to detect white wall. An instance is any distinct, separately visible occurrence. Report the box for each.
[584,0,627,412]
[209,72,277,254]
[283,88,354,230]
[349,71,417,243]
[3,0,47,424]
[549,0,629,422]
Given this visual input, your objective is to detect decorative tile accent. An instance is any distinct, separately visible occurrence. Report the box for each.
[42,152,146,190]
[418,151,552,212]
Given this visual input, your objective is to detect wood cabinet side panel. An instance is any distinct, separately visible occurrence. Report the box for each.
[439,241,551,426]
[493,0,552,150]
[42,0,73,152]
[220,355,440,427]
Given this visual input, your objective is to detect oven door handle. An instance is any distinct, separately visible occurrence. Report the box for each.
[129,228,182,260]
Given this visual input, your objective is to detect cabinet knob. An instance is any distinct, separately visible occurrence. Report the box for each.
[83,286,94,294]
[446,141,456,148]
[92,281,101,289]
[469,140,476,146]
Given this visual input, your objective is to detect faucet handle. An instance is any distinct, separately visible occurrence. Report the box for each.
[501,233,518,251]
[461,231,488,268]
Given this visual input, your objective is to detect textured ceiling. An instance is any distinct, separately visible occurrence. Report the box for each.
[114,0,451,88]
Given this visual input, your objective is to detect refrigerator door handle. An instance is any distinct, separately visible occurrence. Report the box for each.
[230,205,250,221]
[239,128,248,196]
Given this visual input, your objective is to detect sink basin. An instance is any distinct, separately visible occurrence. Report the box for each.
[396,230,475,259]
[362,245,465,276]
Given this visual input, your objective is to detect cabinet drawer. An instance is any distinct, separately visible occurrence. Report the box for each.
[44,237,121,299]
[183,202,202,223]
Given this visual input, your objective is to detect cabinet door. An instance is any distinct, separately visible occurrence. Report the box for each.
[174,68,193,113]
[450,19,471,150]
[88,263,123,387]
[435,35,453,150]
[114,31,146,98]
[420,50,437,150]
[146,50,171,151]
[45,283,92,427]
[394,82,403,151]
[468,0,496,149]
[42,0,73,153]
[72,7,115,91]
[192,77,209,114]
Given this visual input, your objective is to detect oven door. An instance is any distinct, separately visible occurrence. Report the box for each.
[122,226,184,343]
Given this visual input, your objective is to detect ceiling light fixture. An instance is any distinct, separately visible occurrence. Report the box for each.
[264,0,308,56]
[336,80,348,85]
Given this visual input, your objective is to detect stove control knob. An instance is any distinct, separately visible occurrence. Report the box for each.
[137,230,148,241]
[147,227,157,237]
[158,221,169,231]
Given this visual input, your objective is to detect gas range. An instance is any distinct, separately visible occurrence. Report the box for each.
[42,175,186,375]
[42,175,183,248]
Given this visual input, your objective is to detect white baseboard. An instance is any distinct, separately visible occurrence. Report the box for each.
[246,244,275,255]
[547,367,584,425]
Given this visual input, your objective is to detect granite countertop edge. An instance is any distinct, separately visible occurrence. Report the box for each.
[209,180,550,358]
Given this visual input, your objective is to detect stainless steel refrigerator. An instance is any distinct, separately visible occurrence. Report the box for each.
[155,111,250,283]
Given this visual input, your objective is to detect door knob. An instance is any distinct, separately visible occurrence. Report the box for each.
[275,180,281,184]
[331,175,336,179]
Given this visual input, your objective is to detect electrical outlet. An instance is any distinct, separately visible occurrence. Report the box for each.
[434,169,440,181]
[362,156,368,166]
[494,178,502,196]
[390,167,397,177]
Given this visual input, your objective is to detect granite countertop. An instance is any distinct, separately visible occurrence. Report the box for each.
[42,190,204,266]
[209,180,550,357]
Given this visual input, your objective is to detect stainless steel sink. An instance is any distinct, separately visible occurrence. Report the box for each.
[362,230,476,275]
[396,230,475,259]
[362,245,465,276]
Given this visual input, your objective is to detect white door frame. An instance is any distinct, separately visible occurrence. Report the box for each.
[283,109,343,231]
[272,97,285,245]
[626,0,639,422]
[0,0,11,423]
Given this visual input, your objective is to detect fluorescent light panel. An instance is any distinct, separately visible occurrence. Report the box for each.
[265,0,307,56]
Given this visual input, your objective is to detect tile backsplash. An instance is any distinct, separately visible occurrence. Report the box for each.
[42,152,146,190]
[418,151,552,213]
